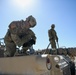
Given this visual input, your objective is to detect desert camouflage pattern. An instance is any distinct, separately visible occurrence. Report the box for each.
[48,26,58,55]
[26,15,37,27]
[48,29,58,49]
[4,15,36,57]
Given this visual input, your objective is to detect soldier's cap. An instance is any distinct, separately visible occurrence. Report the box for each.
[26,15,37,27]
[51,24,55,28]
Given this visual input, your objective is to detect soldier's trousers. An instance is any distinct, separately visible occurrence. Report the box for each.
[50,40,57,54]
[4,41,16,57]
[50,40,56,49]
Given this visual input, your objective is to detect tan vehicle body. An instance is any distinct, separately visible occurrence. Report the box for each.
[0,55,50,75]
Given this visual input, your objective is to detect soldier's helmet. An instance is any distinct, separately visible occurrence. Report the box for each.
[26,15,37,27]
[51,24,55,28]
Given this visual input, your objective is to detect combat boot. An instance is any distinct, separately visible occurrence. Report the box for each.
[22,47,29,55]
[51,48,57,55]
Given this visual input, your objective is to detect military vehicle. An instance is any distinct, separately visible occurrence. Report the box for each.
[0,38,76,75]
[46,54,75,75]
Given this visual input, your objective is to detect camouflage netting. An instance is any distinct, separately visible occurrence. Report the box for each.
[0,46,76,57]
[67,48,76,56]
[57,48,76,56]
[44,48,76,56]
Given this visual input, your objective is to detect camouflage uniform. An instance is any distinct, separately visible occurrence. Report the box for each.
[48,24,58,54]
[4,15,36,57]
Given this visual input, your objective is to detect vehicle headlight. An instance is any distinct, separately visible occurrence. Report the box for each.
[54,57,60,62]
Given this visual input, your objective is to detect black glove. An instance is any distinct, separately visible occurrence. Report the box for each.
[23,42,30,47]
[29,39,35,44]
[23,39,35,47]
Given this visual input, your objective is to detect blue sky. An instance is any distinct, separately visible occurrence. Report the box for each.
[0,0,76,50]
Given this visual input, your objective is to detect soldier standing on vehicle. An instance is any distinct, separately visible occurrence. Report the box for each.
[48,24,58,54]
[4,15,37,57]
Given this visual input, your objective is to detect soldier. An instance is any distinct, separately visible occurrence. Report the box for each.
[4,15,37,57]
[48,24,58,54]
